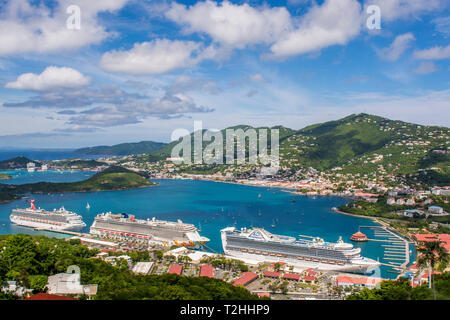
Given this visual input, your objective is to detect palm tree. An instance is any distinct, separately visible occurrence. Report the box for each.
[417,240,448,299]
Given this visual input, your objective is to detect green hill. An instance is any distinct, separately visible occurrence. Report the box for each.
[0,166,156,195]
[74,141,167,156]
[0,156,39,170]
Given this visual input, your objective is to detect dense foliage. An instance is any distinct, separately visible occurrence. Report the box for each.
[0,156,38,170]
[0,166,155,196]
[74,141,168,156]
[0,234,258,300]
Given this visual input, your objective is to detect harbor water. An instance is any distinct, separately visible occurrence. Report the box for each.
[0,171,415,279]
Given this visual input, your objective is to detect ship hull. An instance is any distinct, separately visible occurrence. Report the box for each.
[10,216,85,231]
[224,249,378,274]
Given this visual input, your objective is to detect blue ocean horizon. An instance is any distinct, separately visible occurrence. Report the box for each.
[0,149,105,161]
[0,169,416,279]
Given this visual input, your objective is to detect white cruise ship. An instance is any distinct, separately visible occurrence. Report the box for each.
[10,200,86,231]
[90,212,210,248]
[221,227,380,274]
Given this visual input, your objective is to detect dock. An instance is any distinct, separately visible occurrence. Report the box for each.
[360,225,411,272]
[33,227,86,237]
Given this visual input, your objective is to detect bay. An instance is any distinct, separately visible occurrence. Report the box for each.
[0,171,415,279]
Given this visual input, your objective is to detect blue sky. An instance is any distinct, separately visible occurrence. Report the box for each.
[0,0,449,148]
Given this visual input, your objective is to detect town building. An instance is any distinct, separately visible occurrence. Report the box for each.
[47,273,98,297]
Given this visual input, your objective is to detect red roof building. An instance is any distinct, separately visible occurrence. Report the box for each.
[350,231,368,242]
[410,234,450,252]
[233,272,258,287]
[263,271,281,278]
[25,293,77,300]
[168,264,183,275]
[200,264,215,278]
[305,268,319,276]
[282,273,301,281]
[257,292,270,298]
[303,276,316,283]
[337,276,384,288]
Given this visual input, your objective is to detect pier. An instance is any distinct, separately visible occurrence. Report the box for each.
[33,227,86,237]
[360,225,411,272]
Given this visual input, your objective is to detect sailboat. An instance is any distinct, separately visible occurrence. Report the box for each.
[86,203,90,209]
[271,219,276,228]
[258,193,261,199]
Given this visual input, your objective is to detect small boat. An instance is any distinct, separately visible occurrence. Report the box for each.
[257,211,262,217]
[271,219,276,228]
[258,193,261,199]
[86,203,90,209]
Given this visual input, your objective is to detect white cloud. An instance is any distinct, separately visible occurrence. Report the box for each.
[100,39,207,75]
[377,33,415,61]
[0,0,128,56]
[414,45,450,60]
[249,74,266,83]
[269,0,363,59]
[412,62,438,75]
[5,66,90,91]
[366,0,445,22]
[165,0,292,49]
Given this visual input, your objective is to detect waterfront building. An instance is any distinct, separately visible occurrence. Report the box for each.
[350,231,368,242]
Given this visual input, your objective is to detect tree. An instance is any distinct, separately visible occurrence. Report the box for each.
[417,240,449,299]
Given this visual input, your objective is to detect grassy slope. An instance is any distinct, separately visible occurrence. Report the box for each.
[0,166,155,194]
[74,141,168,156]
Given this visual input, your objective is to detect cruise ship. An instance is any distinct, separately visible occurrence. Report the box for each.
[90,212,210,248]
[10,200,86,231]
[221,227,380,274]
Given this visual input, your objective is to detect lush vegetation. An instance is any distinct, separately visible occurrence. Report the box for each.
[53,159,107,169]
[0,234,259,300]
[74,141,167,156]
[0,190,20,203]
[0,156,38,170]
[346,275,450,300]
[0,166,156,195]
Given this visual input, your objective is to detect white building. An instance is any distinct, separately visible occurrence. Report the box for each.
[47,273,97,297]
[131,262,154,275]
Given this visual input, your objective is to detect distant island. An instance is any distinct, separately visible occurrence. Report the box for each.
[0,173,12,180]
[73,141,168,156]
[0,156,39,170]
[0,166,156,202]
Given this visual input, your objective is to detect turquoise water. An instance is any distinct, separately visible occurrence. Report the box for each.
[0,171,415,279]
